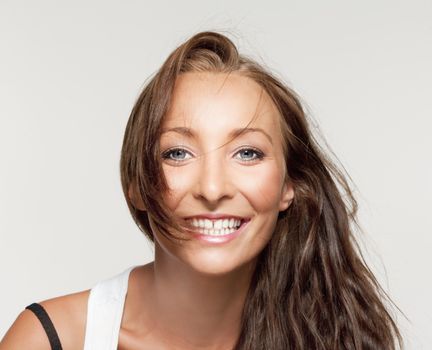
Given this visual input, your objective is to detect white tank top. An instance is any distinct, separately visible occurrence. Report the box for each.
[83,265,138,350]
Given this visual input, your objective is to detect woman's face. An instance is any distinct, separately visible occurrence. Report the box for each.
[153,72,294,275]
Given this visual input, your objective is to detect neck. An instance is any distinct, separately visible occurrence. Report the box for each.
[146,242,256,350]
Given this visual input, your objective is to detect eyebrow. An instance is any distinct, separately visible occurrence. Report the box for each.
[161,126,273,145]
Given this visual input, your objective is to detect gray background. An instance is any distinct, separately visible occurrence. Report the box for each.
[1,1,431,348]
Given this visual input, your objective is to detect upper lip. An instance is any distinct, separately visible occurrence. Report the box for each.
[183,213,250,221]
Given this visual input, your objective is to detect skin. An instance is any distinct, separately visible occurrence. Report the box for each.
[0,72,294,350]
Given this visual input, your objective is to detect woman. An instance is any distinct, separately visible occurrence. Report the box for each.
[1,31,403,349]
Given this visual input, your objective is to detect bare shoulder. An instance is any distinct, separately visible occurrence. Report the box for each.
[0,289,90,350]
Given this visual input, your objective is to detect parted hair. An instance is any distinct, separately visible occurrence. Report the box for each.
[119,31,403,349]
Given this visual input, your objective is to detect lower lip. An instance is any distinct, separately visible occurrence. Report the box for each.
[190,220,250,244]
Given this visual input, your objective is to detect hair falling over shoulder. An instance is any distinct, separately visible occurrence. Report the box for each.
[119,30,404,349]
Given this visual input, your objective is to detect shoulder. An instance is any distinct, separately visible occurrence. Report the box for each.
[0,289,90,350]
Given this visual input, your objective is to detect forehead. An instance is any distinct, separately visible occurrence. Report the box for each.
[162,72,281,132]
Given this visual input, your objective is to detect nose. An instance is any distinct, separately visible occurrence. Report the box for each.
[192,150,235,206]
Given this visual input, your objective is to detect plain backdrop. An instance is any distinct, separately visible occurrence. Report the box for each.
[1,0,431,348]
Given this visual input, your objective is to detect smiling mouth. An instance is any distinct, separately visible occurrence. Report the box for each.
[185,217,250,236]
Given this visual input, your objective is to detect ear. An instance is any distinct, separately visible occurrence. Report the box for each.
[128,180,146,211]
[279,179,295,212]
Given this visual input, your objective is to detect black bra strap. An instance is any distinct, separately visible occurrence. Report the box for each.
[25,303,63,350]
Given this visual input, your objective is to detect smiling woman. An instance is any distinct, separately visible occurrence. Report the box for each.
[0,31,404,350]
[119,31,404,349]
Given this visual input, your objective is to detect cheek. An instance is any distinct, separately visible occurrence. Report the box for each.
[237,163,284,212]
[161,165,194,208]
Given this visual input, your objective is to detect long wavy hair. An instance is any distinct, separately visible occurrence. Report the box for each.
[120,31,403,349]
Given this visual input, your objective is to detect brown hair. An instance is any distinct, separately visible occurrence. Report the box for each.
[120,31,403,349]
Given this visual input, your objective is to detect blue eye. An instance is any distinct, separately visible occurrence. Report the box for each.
[235,148,265,162]
[162,148,192,162]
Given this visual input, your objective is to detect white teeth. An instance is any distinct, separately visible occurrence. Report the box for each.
[204,219,212,229]
[188,218,243,231]
[199,227,237,236]
[214,220,222,229]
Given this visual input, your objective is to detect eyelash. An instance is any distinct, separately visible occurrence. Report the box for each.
[161,147,265,163]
